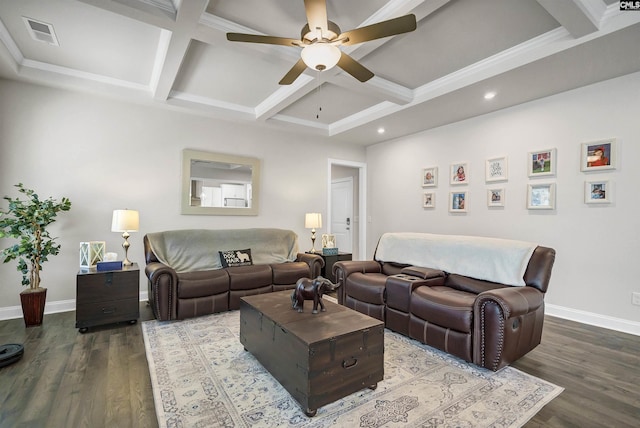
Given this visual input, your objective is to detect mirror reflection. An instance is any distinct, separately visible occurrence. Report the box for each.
[182,149,260,216]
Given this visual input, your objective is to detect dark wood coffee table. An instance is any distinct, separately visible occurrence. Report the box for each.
[240,290,384,417]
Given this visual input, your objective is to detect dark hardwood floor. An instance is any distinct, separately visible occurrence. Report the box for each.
[0,304,638,427]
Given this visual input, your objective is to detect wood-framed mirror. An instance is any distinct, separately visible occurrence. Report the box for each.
[181,149,260,216]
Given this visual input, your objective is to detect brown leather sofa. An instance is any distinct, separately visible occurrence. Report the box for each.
[144,228,323,321]
[333,233,555,371]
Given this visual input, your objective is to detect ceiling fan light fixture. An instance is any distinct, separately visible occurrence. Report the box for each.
[301,43,341,71]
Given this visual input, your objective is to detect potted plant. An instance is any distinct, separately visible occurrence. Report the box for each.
[0,183,71,327]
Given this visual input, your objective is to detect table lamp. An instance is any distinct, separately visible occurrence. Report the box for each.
[305,213,322,253]
[111,209,139,266]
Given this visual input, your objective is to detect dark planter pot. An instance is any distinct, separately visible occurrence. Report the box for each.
[20,288,47,327]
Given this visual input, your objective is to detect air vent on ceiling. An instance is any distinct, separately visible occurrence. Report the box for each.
[22,17,59,46]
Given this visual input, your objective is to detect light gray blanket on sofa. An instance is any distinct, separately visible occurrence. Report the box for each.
[146,228,299,273]
[375,232,537,286]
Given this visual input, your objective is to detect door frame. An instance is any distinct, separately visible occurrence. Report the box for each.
[328,158,366,260]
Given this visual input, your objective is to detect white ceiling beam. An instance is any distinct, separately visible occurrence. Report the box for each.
[152,0,208,101]
[536,0,605,38]
[77,0,176,29]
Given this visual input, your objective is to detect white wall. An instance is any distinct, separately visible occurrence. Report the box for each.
[0,79,365,312]
[366,72,640,332]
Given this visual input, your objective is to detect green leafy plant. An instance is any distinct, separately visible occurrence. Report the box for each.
[0,183,72,289]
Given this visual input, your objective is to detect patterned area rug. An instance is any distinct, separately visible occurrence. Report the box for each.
[142,310,562,428]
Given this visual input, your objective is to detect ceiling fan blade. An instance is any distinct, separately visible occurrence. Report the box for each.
[340,14,417,46]
[337,52,374,82]
[227,33,299,47]
[279,58,308,85]
[304,0,328,35]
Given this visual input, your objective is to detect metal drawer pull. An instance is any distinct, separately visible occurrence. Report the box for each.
[342,358,358,369]
[102,307,116,314]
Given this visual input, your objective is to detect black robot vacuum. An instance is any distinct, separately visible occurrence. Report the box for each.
[0,344,24,368]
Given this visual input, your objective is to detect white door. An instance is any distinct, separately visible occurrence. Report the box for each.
[331,177,353,253]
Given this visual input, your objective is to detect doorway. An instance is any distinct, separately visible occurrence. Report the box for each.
[328,159,366,260]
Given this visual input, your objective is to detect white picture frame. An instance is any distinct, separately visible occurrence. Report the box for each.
[423,192,435,208]
[527,183,556,210]
[487,188,505,207]
[450,162,469,185]
[485,156,508,182]
[581,138,617,172]
[528,148,557,178]
[422,166,438,187]
[585,180,611,204]
[449,191,467,212]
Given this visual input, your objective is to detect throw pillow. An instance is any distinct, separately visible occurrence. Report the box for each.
[219,248,253,268]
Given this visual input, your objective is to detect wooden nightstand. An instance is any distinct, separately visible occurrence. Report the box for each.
[76,263,140,333]
[317,252,352,283]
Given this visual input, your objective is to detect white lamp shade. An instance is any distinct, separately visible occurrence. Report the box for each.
[301,44,341,71]
[111,209,139,232]
[305,212,322,229]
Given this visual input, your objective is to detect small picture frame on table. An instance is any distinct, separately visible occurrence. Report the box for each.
[585,180,611,204]
[485,156,508,182]
[449,191,467,212]
[423,192,435,208]
[422,167,438,187]
[528,149,556,177]
[487,188,505,207]
[527,183,556,210]
[581,139,617,172]
[450,162,469,185]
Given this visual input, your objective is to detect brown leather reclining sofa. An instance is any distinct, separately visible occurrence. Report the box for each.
[144,228,323,321]
[333,232,555,371]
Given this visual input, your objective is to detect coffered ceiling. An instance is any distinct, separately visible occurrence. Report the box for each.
[1,0,638,146]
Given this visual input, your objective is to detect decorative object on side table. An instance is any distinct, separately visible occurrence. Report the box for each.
[0,183,72,327]
[111,209,139,266]
[321,233,337,255]
[291,276,340,314]
[304,212,322,253]
[79,241,105,268]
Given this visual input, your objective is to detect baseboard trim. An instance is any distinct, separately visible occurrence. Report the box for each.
[546,304,640,336]
[0,291,150,321]
[1,296,637,336]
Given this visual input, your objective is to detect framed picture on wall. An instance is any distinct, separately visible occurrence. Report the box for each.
[422,166,438,187]
[450,162,469,185]
[585,180,611,204]
[527,183,555,210]
[487,188,505,207]
[528,148,556,177]
[581,138,617,171]
[485,156,508,182]
[423,192,435,208]
[449,191,467,212]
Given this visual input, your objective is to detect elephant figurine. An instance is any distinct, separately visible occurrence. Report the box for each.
[291,276,341,314]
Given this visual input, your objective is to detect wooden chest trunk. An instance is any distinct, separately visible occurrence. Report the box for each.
[240,290,384,416]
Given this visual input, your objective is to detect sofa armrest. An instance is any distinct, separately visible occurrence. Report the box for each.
[332,260,382,304]
[145,262,178,321]
[473,286,545,371]
[296,253,324,278]
[475,286,544,319]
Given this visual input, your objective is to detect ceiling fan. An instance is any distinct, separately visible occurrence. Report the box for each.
[226,0,417,85]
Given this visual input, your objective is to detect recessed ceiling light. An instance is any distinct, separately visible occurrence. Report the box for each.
[484,91,496,100]
[377,127,385,134]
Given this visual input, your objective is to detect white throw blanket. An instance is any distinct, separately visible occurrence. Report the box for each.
[375,232,537,286]
[146,228,299,273]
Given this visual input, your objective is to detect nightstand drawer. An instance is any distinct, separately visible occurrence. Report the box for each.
[75,298,139,328]
[77,270,138,304]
